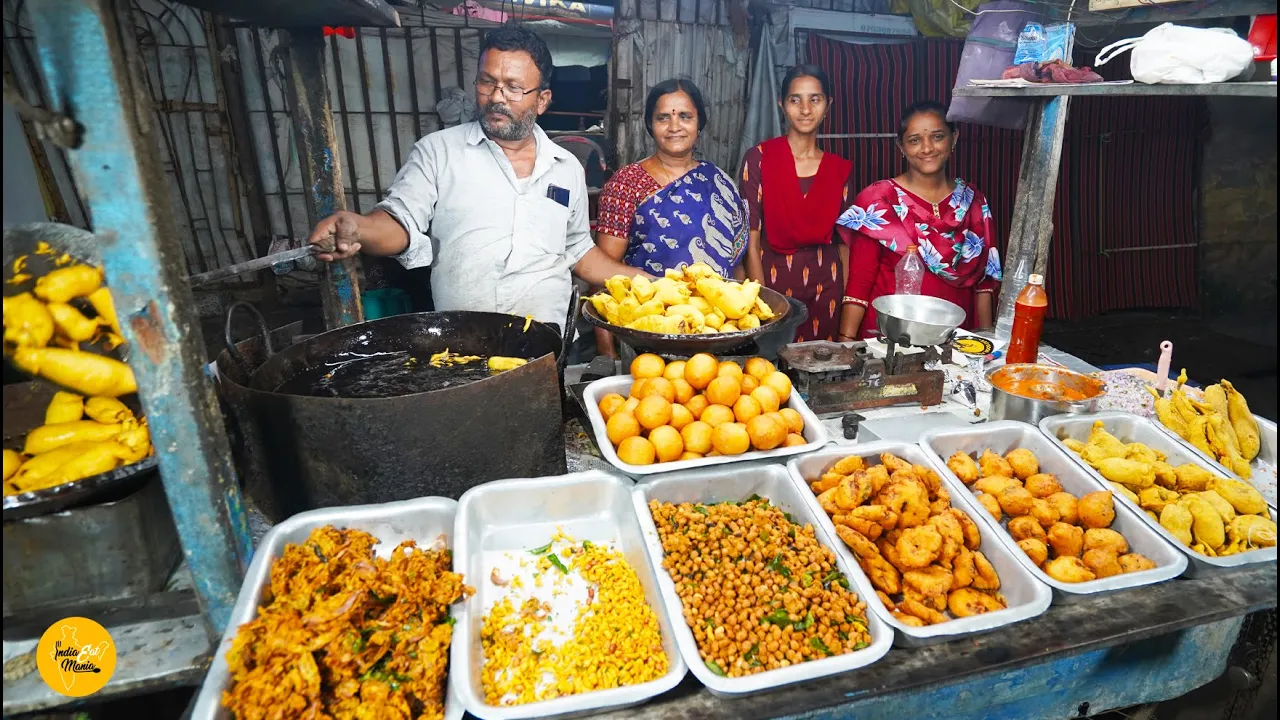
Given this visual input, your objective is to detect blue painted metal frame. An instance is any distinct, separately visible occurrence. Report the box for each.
[780,618,1243,720]
[26,0,251,636]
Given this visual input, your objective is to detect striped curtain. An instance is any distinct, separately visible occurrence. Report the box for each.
[807,34,1206,320]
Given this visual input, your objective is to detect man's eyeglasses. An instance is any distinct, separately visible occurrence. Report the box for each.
[473,79,541,101]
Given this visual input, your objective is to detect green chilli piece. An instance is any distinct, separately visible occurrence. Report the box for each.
[809,636,832,656]
[705,660,727,677]
[547,553,570,574]
[528,541,554,555]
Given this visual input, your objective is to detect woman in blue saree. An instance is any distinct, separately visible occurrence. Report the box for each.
[593,78,749,355]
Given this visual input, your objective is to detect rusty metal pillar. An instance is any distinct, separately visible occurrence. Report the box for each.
[25,0,252,638]
[279,28,364,329]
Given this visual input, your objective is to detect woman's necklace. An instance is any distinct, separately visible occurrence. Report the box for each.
[653,156,696,186]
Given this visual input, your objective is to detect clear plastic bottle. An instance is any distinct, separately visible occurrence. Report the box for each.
[895,246,924,295]
[1005,274,1048,365]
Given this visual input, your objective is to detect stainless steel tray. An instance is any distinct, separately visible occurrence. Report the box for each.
[631,462,893,696]
[582,374,830,477]
[188,497,465,720]
[919,421,1188,601]
[1148,411,1278,509]
[1040,412,1278,575]
[450,472,686,719]
[785,443,1052,647]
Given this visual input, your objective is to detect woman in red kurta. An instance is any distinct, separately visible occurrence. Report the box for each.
[739,65,855,342]
[836,101,1002,339]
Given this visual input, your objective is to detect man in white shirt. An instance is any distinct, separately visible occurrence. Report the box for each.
[308,23,642,328]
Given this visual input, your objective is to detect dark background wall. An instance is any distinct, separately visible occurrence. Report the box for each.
[1198,96,1278,319]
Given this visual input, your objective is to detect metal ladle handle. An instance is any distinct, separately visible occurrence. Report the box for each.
[223,301,272,379]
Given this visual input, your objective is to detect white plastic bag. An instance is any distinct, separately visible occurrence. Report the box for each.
[1096,23,1255,84]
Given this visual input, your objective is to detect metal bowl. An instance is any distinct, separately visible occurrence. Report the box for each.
[580,285,792,356]
[872,295,966,347]
[986,363,1107,425]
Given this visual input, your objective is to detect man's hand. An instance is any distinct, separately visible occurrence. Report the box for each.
[308,211,363,262]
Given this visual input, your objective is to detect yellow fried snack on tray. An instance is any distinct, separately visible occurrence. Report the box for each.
[949,448,1159,583]
[813,453,1007,626]
[1058,423,1274,558]
[222,527,473,720]
[587,263,776,335]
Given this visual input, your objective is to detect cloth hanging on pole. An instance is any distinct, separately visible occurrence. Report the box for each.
[737,23,782,181]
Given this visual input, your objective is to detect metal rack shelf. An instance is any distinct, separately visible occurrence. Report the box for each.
[954,82,1278,98]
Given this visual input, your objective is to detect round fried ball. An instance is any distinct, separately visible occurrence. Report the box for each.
[746,414,786,451]
[784,433,807,447]
[679,451,704,461]
[763,371,793,403]
[740,375,760,394]
[975,492,1002,522]
[1008,515,1047,542]
[1083,528,1129,555]
[1018,538,1050,567]
[1045,492,1079,525]
[745,357,775,381]
[1044,555,1096,584]
[669,403,694,431]
[635,395,672,431]
[684,394,709,419]
[629,378,649,399]
[1030,498,1061,529]
[606,412,640,446]
[1081,548,1122,579]
[663,360,687,381]
[649,425,684,463]
[681,421,713,454]
[750,385,781,414]
[672,378,695,404]
[640,377,676,403]
[683,353,719,390]
[700,404,735,428]
[1046,522,1084,558]
[1118,553,1157,573]
[997,486,1036,517]
[732,395,762,424]
[1024,473,1063,499]
[598,393,627,420]
[617,435,656,465]
[630,353,665,379]
[717,361,743,380]
[705,376,742,407]
[1005,448,1040,480]
[711,422,750,455]
[1078,491,1116,529]
[778,408,804,434]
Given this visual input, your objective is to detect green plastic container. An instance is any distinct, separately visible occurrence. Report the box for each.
[361,288,412,320]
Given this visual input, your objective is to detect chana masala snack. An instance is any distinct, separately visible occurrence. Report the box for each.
[222,526,472,720]
[649,496,873,678]
[480,531,668,706]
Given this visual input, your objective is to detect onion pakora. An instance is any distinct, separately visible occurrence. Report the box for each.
[222,526,473,720]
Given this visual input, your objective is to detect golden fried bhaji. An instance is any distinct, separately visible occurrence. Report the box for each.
[1044,556,1096,584]
[1004,449,1039,481]
[1077,491,1116,529]
[1081,549,1123,579]
[1024,473,1063,499]
[947,452,980,485]
[1017,538,1049,567]
[222,527,473,720]
[1046,522,1084,559]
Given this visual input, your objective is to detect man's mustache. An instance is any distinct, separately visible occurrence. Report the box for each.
[482,103,514,119]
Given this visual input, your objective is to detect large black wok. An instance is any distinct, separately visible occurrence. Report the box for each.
[216,307,568,521]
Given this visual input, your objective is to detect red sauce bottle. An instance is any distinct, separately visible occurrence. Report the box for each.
[1006,274,1047,365]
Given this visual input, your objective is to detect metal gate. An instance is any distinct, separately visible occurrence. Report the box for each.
[2,0,256,278]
